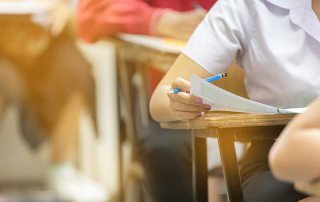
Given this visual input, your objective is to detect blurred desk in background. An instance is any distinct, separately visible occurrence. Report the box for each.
[116,34,183,137]
[117,33,184,70]
[77,40,121,200]
[77,34,184,202]
[115,34,250,202]
[118,34,184,53]
[161,112,295,202]
[115,34,183,202]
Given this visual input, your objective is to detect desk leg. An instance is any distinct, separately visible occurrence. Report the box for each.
[218,133,244,202]
[192,130,208,202]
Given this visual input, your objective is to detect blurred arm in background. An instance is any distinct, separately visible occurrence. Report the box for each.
[76,0,208,42]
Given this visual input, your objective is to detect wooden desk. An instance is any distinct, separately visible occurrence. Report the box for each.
[161,112,296,202]
[116,35,252,202]
[116,37,181,202]
[117,40,179,141]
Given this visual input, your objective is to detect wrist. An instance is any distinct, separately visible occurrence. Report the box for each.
[151,9,177,37]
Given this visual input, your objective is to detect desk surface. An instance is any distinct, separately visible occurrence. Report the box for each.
[161,111,296,130]
[118,34,185,54]
[117,40,179,72]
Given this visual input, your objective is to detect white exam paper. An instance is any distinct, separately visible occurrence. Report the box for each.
[190,75,307,114]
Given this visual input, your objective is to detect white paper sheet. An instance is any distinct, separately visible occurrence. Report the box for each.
[118,34,185,53]
[190,74,307,114]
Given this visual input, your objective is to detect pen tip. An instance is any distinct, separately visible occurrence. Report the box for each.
[223,73,227,77]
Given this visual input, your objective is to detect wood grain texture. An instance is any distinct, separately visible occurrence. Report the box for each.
[161,111,296,129]
[117,43,178,72]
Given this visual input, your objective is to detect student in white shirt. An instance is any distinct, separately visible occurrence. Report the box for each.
[270,97,320,202]
[150,0,320,201]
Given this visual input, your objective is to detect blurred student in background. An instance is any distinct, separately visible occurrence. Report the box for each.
[77,0,216,201]
[0,1,105,201]
[269,98,320,202]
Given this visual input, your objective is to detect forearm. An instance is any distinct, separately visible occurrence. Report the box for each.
[270,97,320,181]
[149,54,211,123]
[150,85,177,122]
[77,0,164,42]
[299,196,320,202]
[270,128,320,181]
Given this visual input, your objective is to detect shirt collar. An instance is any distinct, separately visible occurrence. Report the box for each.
[265,0,310,10]
[266,0,320,42]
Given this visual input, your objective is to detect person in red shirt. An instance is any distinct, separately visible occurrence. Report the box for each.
[77,1,217,202]
[77,0,216,92]
[77,0,215,42]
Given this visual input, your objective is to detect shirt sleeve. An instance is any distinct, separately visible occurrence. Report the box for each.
[182,0,256,74]
[77,0,166,43]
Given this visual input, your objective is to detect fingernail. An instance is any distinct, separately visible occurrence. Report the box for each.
[204,105,211,110]
[195,97,203,104]
[196,113,203,117]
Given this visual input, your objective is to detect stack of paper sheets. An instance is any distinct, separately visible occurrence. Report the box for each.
[190,75,307,114]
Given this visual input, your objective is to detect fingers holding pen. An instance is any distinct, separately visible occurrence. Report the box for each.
[171,77,191,93]
[167,77,212,120]
[170,100,211,112]
[171,111,203,121]
[167,91,203,105]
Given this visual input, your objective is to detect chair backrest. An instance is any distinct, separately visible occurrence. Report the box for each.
[213,62,248,98]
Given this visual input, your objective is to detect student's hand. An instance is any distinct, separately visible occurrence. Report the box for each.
[298,196,320,202]
[167,77,211,121]
[155,10,206,40]
[295,181,320,196]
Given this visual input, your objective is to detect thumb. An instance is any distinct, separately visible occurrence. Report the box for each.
[171,77,191,93]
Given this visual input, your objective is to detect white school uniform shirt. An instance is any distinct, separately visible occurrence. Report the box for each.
[183,0,320,108]
[183,0,320,169]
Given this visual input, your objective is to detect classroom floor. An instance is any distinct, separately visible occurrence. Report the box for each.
[0,106,228,202]
[0,181,56,202]
[0,186,120,202]
[0,107,53,202]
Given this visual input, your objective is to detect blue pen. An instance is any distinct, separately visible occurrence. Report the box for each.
[170,73,227,94]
